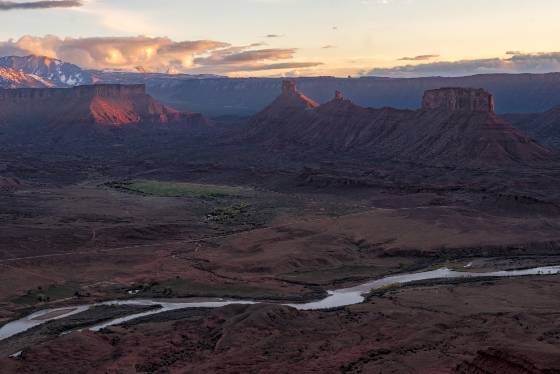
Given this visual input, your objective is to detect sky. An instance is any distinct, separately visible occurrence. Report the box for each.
[1,0,560,77]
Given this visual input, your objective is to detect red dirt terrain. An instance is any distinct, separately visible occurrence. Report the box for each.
[4,276,560,374]
[2,79,560,373]
[0,176,22,190]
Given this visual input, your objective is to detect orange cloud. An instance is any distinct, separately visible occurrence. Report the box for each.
[0,35,322,75]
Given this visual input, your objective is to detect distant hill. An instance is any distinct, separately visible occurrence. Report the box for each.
[0,55,222,89]
[505,107,560,149]
[146,74,560,117]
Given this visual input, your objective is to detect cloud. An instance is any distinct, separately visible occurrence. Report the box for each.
[265,34,283,38]
[191,46,322,73]
[195,48,297,66]
[0,0,81,10]
[368,52,560,77]
[0,35,321,75]
[223,62,323,73]
[398,54,439,61]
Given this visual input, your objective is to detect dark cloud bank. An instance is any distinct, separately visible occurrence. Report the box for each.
[0,0,82,10]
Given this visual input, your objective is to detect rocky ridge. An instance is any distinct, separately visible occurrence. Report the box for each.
[246,81,553,166]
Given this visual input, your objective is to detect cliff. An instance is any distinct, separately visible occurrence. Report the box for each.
[247,83,552,166]
[0,84,203,126]
[0,84,146,102]
[0,84,210,144]
[422,87,495,112]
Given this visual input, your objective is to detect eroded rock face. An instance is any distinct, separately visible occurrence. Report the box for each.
[0,84,211,147]
[247,84,551,166]
[0,84,146,102]
[422,87,495,112]
[282,80,298,94]
[0,84,199,126]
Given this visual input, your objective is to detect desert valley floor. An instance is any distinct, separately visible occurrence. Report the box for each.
[1,76,560,373]
[3,150,560,373]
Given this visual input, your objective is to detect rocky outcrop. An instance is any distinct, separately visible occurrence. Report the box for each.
[247,84,552,166]
[0,84,146,102]
[334,90,344,100]
[276,79,319,110]
[246,80,318,138]
[423,87,495,112]
[0,84,210,145]
[0,84,201,126]
[281,80,297,94]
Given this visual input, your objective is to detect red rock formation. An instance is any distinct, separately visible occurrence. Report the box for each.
[246,80,318,138]
[423,87,495,112]
[247,84,552,166]
[0,84,212,148]
[0,84,193,125]
[272,79,319,112]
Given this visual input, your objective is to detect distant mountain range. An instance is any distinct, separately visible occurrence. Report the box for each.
[146,74,560,117]
[0,66,52,88]
[0,55,91,87]
[504,108,560,149]
[3,55,560,117]
[0,55,223,89]
[1,55,560,157]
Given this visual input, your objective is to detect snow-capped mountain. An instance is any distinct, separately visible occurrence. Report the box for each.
[0,66,53,88]
[0,55,93,87]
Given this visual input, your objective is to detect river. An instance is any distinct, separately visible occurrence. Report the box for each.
[2,266,560,343]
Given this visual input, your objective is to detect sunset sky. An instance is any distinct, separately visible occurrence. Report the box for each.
[1,0,560,77]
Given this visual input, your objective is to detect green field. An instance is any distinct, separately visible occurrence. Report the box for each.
[12,283,80,306]
[110,180,252,199]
